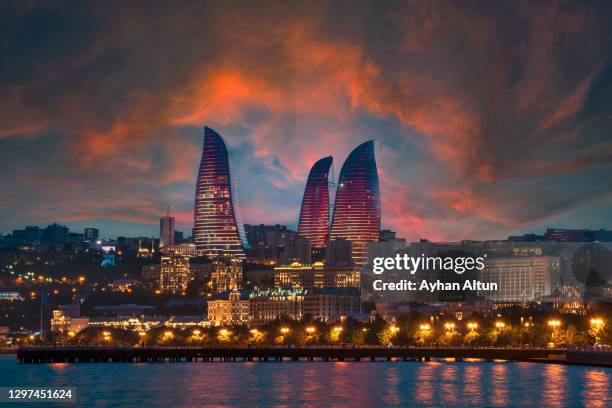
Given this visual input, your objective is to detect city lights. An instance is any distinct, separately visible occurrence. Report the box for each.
[590,318,605,328]
[419,324,431,331]
[467,322,479,331]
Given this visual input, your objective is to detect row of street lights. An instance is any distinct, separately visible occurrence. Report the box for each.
[93,317,606,344]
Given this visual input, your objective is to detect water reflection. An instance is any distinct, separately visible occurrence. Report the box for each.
[440,364,458,404]
[541,364,567,407]
[462,364,482,406]
[414,362,437,405]
[382,366,401,405]
[583,369,611,408]
[1,356,611,407]
[489,364,508,406]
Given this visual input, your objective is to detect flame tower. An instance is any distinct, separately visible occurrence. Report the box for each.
[193,126,249,259]
[330,140,381,265]
[298,156,333,248]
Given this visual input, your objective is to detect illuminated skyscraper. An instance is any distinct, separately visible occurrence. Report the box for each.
[193,126,249,259]
[330,140,381,266]
[297,156,333,248]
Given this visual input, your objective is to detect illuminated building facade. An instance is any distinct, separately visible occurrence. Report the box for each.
[211,256,244,293]
[274,262,360,290]
[249,288,307,325]
[207,289,250,326]
[160,254,191,294]
[330,140,381,266]
[478,256,557,301]
[160,243,197,257]
[193,126,249,259]
[274,262,325,290]
[303,288,360,322]
[297,156,333,248]
[50,304,89,334]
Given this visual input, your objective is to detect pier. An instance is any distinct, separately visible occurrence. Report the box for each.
[15,347,612,367]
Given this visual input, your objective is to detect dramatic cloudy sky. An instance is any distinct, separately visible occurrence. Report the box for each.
[1,1,611,240]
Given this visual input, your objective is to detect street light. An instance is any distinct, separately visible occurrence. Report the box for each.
[444,322,455,331]
[390,325,399,335]
[306,326,316,335]
[495,321,506,330]
[249,328,260,335]
[192,329,201,336]
[280,327,290,335]
[467,322,478,331]
[547,319,561,329]
[590,318,605,328]
[419,323,431,331]
[163,330,174,339]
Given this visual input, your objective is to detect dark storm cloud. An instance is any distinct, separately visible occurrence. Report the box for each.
[0,0,611,239]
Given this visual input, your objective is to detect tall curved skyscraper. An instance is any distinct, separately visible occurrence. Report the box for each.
[330,140,381,266]
[193,126,249,259]
[298,156,333,248]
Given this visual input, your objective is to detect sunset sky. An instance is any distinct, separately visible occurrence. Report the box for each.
[1,1,611,241]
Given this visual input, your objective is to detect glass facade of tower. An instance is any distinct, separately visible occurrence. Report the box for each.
[330,140,381,266]
[297,156,333,248]
[193,127,249,259]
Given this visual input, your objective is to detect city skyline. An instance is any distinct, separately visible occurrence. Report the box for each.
[1,2,612,241]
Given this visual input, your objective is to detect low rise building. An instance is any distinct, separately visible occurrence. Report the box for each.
[50,304,89,334]
[207,289,250,326]
[249,288,306,325]
[303,287,360,322]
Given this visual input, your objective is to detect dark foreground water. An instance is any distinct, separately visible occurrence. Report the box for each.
[1,356,611,407]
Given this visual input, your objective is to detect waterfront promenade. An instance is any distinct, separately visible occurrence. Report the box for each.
[16,347,612,367]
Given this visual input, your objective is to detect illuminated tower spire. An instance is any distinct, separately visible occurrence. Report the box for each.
[330,140,381,266]
[193,126,249,259]
[297,156,333,248]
